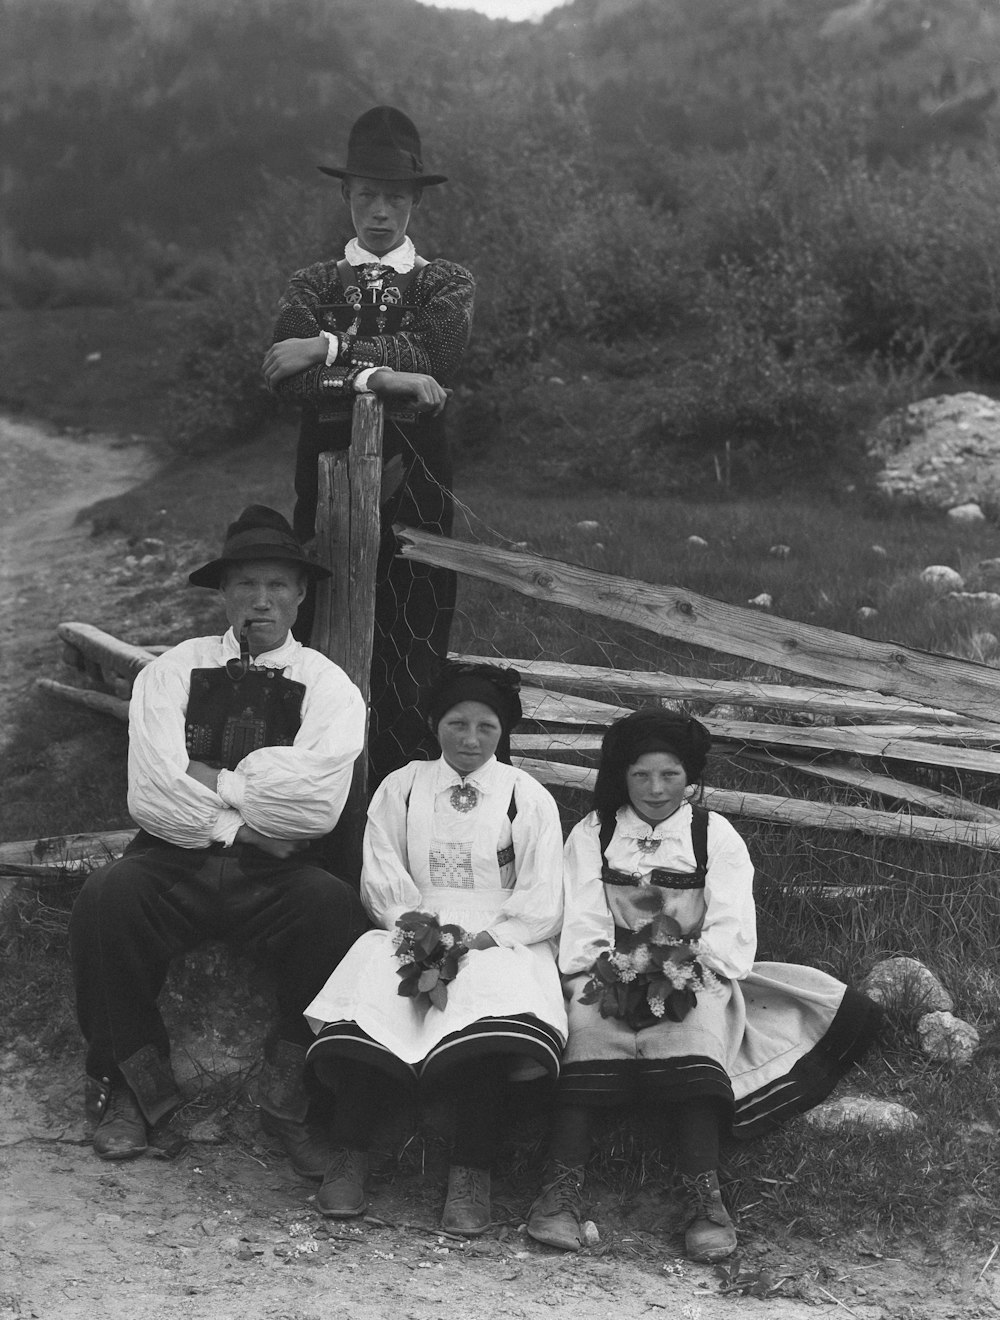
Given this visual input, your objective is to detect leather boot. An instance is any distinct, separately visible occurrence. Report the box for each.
[441,1165,492,1236]
[89,1082,148,1161]
[317,1149,369,1218]
[118,1044,182,1127]
[679,1170,737,1262]
[257,1039,332,1180]
[526,1163,585,1251]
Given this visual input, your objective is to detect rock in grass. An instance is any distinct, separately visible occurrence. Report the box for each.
[805,1096,920,1133]
[948,502,986,524]
[920,565,965,591]
[860,956,954,1017]
[916,1012,980,1067]
[868,392,1000,510]
[748,592,772,609]
[575,520,600,534]
[768,543,791,558]
[943,591,1000,608]
[687,535,708,549]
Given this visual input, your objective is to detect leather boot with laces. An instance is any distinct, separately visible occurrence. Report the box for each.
[441,1164,491,1236]
[258,1039,331,1180]
[317,1149,369,1218]
[93,1086,148,1161]
[679,1170,737,1262]
[526,1163,585,1251]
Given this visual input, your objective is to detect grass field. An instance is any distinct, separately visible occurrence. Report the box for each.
[2,302,999,1254]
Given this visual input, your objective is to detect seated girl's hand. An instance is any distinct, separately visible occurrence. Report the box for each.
[559,971,587,1001]
[465,931,498,951]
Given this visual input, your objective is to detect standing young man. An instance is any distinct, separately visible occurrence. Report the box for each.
[262,106,475,785]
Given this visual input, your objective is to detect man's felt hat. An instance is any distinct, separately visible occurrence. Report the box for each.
[188,505,332,589]
[318,105,447,186]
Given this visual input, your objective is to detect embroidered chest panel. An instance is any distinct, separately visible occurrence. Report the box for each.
[185,668,305,771]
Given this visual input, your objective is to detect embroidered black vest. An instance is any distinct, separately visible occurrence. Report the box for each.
[598,805,709,891]
[184,641,305,771]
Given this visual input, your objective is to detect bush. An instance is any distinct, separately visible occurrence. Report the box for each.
[166,176,331,453]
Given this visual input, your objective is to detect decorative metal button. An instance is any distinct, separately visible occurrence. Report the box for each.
[450,783,479,813]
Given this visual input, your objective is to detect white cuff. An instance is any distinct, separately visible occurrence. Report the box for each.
[215,768,243,811]
[353,367,382,393]
[208,807,243,847]
[319,330,339,367]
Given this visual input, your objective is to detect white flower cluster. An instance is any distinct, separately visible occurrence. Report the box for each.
[608,950,640,982]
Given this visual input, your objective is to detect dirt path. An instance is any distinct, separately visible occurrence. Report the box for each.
[0,414,159,747]
[1,415,998,1320]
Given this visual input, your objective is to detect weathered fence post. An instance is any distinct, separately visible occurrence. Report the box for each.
[311,393,383,873]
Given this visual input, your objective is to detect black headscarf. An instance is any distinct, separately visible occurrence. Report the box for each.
[425,662,523,764]
[593,709,712,830]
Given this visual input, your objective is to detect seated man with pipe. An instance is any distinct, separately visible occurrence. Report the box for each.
[69,505,368,1176]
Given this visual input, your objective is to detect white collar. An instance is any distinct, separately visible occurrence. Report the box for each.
[345,235,416,273]
[618,801,690,839]
[222,627,298,668]
[435,754,499,791]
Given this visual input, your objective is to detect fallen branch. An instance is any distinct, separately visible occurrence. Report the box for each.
[0,829,135,874]
[513,757,1000,850]
[740,751,1000,824]
[454,654,978,727]
[511,719,1000,776]
[37,679,129,722]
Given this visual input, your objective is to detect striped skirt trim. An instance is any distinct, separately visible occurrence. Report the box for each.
[731,986,882,1139]
[307,1022,418,1086]
[306,1014,563,1087]
[557,1055,734,1110]
[420,1014,564,1086]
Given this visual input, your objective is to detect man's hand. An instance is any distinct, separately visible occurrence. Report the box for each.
[369,369,448,415]
[186,760,221,793]
[235,825,307,859]
[262,336,327,389]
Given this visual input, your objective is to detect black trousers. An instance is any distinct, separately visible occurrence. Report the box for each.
[69,832,370,1084]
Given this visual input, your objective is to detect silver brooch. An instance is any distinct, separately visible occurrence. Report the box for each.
[450,783,479,813]
[636,836,661,855]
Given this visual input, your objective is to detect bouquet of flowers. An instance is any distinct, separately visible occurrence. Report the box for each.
[579,912,720,1031]
[392,910,468,1011]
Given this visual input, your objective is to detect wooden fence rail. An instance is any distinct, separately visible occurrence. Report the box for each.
[399,528,1000,724]
[30,459,1000,856]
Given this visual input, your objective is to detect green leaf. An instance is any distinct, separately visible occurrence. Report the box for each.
[664,988,697,1022]
[428,981,449,1010]
[650,913,684,943]
[417,968,440,992]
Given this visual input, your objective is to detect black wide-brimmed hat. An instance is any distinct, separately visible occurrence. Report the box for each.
[188,505,332,589]
[318,105,447,186]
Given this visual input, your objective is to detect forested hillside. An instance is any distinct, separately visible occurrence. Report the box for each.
[4,0,998,261]
[4,0,1000,491]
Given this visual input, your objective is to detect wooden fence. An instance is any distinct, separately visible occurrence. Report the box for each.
[12,394,1000,876]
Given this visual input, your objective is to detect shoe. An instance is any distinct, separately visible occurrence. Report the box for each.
[679,1170,737,1262]
[526,1163,585,1251]
[259,1107,333,1181]
[317,1149,369,1218]
[92,1086,148,1161]
[441,1164,491,1236]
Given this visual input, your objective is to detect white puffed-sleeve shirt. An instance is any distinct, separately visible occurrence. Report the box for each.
[127,629,365,848]
[361,756,564,947]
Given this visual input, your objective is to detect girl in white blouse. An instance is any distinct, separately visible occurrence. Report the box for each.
[304,663,566,1235]
[527,710,879,1262]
